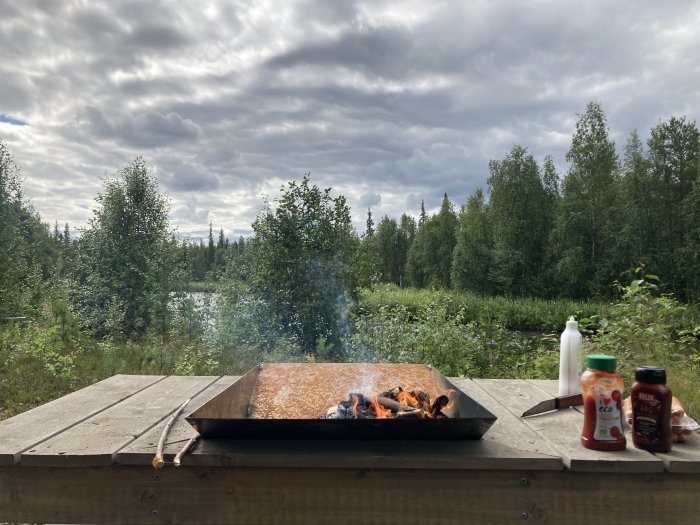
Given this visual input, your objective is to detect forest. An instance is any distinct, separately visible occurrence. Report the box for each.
[1,101,699,420]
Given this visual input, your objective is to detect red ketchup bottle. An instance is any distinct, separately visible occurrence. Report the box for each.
[631,366,672,453]
[580,355,626,451]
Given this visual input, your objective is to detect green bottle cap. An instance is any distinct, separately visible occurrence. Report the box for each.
[586,354,617,371]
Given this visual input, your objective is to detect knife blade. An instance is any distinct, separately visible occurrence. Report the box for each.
[521,393,583,417]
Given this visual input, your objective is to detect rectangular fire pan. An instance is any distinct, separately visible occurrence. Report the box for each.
[186,363,496,440]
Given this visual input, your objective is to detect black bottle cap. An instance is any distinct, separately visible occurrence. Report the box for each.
[635,366,666,384]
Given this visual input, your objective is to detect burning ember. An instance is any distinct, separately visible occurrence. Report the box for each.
[322,386,455,420]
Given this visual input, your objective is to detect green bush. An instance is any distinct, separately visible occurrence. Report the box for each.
[357,284,604,332]
[588,274,700,417]
[349,299,552,378]
[0,320,81,418]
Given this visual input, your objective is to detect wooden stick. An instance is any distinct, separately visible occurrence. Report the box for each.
[374,396,414,413]
[395,409,425,419]
[152,398,191,469]
[173,430,200,467]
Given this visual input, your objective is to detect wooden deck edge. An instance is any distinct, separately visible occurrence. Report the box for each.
[1,466,698,525]
[115,448,565,471]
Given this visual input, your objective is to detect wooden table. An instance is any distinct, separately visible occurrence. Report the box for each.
[1,375,699,524]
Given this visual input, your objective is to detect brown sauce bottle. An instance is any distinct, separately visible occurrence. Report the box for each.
[631,366,672,453]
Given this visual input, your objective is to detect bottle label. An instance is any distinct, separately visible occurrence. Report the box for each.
[633,393,663,444]
[593,390,624,441]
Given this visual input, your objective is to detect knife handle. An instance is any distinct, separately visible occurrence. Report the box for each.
[556,393,583,409]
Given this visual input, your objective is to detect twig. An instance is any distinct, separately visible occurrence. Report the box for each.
[173,430,201,467]
[395,409,425,419]
[152,398,191,469]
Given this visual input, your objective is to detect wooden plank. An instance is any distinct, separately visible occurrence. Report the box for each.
[0,466,530,524]
[1,466,698,524]
[451,378,563,469]
[476,379,664,472]
[0,374,165,466]
[20,376,220,467]
[117,375,240,466]
[524,470,700,524]
[529,379,700,473]
[164,436,560,471]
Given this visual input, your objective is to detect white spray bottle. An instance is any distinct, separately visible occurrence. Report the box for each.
[558,316,582,396]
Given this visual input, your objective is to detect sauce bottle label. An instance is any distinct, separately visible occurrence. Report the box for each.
[633,393,663,444]
[593,390,624,441]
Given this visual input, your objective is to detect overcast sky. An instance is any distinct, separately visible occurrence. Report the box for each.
[1,0,699,240]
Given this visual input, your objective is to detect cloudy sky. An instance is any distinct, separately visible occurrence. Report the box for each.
[1,0,699,240]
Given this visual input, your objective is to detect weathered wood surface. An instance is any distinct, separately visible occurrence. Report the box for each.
[0,374,165,466]
[2,375,698,474]
[530,378,700,473]
[2,374,700,524]
[476,379,665,472]
[21,376,220,467]
[117,375,239,465]
[451,378,562,469]
[1,466,698,525]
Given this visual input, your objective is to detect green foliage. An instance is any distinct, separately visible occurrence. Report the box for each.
[374,214,415,286]
[452,188,493,294]
[487,146,551,296]
[0,308,84,419]
[681,177,700,302]
[406,194,457,288]
[352,235,380,291]
[173,345,220,375]
[553,101,621,298]
[589,273,700,417]
[69,158,186,338]
[358,284,603,332]
[646,117,700,298]
[246,174,356,354]
[0,140,58,318]
[617,130,657,270]
[349,300,549,378]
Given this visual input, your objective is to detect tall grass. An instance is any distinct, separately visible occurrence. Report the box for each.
[357,284,606,332]
[348,300,560,379]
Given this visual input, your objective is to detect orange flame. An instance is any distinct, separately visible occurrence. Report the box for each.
[445,389,457,410]
[351,394,359,418]
[396,390,419,407]
[370,396,393,419]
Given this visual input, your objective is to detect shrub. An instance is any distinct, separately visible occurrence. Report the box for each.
[349,299,548,378]
[588,274,700,417]
[357,284,604,332]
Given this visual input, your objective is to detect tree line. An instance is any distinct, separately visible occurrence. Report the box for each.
[1,100,699,352]
[356,102,700,302]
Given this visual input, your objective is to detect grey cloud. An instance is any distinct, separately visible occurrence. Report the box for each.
[2,0,700,238]
[172,197,210,231]
[128,21,191,50]
[359,192,381,208]
[72,6,126,38]
[0,75,33,113]
[0,0,21,18]
[135,112,201,145]
[82,106,202,148]
[158,159,221,192]
[267,26,412,77]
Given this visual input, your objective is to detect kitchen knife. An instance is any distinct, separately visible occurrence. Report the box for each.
[520,393,583,417]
